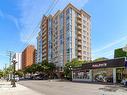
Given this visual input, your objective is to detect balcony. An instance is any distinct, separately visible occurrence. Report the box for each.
[78,42,82,46]
[77,36,82,40]
[77,31,82,35]
[77,20,82,25]
[42,36,46,40]
[78,57,82,61]
[78,52,82,56]
[42,41,47,45]
[42,45,46,49]
[77,26,82,30]
[42,32,47,38]
[78,47,82,51]
[77,15,81,20]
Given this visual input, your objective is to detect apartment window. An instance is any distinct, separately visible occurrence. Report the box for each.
[60,40,63,45]
[83,40,86,44]
[83,56,86,60]
[60,35,62,39]
[83,46,86,49]
[67,37,69,41]
[60,30,63,34]
[83,30,86,35]
[83,51,86,54]
[83,25,86,28]
[83,20,85,24]
[83,35,86,39]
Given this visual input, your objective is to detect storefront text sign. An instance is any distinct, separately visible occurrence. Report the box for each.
[92,63,107,68]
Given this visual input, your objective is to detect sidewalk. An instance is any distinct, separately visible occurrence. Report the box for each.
[0,80,44,95]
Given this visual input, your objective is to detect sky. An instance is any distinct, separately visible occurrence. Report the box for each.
[0,0,127,69]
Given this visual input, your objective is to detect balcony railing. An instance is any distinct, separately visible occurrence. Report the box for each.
[78,47,82,50]
[77,20,82,25]
[77,26,82,30]
[78,52,82,56]
[77,15,81,20]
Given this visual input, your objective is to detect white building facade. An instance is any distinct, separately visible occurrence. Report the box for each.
[13,53,22,70]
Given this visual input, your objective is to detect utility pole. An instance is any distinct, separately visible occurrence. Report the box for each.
[7,51,14,65]
[7,51,14,80]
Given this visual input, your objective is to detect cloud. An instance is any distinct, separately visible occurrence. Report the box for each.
[0,9,20,30]
[92,50,114,60]
[93,35,127,54]
[18,0,89,46]
[6,14,20,30]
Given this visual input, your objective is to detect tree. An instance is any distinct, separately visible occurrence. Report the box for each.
[24,66,33,74]
[93,57,108,62]
[23,61,56,79]
[0,70,3,78]
[64,58,84,80]
[15,70,24,77]
[114,48,127,58]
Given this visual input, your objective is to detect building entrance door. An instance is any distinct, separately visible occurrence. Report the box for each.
[116,68,124,83]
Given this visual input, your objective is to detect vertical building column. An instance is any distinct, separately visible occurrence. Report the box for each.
[89,70,92,81]
[72,71,73,80]
[113,68,116,83]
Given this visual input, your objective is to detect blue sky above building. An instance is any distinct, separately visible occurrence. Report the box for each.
[0,0,127,69]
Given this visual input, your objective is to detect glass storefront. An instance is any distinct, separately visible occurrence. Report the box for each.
[116,68,127,83]
[93,68,113,83]
[73,70,92,81]
[72,58,127,83]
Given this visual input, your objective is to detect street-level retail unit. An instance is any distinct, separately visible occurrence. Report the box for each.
[72,58,127,83]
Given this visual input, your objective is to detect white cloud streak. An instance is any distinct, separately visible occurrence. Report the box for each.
[6,14,20,30]
[0,9,20,31]
[93,35,127,54]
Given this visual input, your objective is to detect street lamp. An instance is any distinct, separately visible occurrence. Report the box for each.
[11,58,17,87]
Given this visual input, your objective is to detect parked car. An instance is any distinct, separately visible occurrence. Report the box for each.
[121,78,127,86]
[15,77,20,82]
[33,74,44,80]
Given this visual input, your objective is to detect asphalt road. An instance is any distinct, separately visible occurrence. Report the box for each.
[18,80,127,95]
[19,80,102,95]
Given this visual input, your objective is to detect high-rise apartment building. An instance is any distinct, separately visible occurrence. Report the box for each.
[37,31,43,63]
[12,53,22,70]
[22,45,36,69]
[37,3,91,67]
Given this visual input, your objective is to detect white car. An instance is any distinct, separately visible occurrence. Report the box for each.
[121,79,127,86]
[15,77,19,82]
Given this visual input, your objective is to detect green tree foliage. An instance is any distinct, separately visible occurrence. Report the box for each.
[2,65,13,77]
[93,57,108,62]
[15,70,24,77]
[23,60,56,79]
[114,48,127,58]
[64,58,84,80]
[0,70,3,78]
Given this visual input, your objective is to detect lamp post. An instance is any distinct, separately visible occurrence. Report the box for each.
[69,66,73,81]
[11,58,17,87]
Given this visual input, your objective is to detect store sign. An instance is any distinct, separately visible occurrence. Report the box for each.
[82,58,125,69]
[92,63,107,68]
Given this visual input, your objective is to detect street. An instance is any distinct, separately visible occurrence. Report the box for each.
[19,80,127,95]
